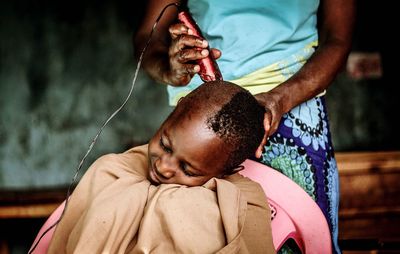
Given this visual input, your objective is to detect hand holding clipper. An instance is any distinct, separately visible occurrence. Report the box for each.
[177,11,223,82]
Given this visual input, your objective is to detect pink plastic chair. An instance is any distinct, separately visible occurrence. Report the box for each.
[240,159,332,253]
[29,160,331,253]
[28,200,65,254]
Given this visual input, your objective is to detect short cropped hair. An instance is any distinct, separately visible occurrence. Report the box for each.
[206,89,265,174]
[178,81,265,175]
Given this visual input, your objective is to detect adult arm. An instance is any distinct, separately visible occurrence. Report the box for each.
[254,0,356,158]
[134,0,221,86]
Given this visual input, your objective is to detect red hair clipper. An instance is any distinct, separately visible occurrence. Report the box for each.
[177,10,223,82]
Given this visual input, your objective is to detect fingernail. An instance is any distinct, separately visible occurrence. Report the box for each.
[194,65,200,72]
[187,29,193,35]
[202,40,208,47]
[201,49,208,56]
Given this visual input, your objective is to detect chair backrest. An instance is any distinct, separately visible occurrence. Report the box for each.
[30,160,332,254]
[240,159,332,253]
[29,200,65,254]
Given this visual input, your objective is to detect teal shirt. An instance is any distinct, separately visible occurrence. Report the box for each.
[168,0,319,105]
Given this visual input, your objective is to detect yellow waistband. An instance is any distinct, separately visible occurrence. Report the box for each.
[229,41,325,96]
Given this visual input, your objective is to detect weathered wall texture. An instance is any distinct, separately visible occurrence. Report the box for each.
[0,1,172,188]
[0,1,397,189]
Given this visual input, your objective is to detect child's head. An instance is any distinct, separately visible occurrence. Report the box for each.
[148,81,265,186]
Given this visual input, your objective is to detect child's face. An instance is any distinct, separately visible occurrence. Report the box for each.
[147,109,229,186]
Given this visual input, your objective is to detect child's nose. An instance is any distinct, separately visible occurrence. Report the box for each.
[156,154,179,179]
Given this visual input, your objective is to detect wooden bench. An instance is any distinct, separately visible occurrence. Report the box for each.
[0,188,67,253]
[0,188,66,219]
[336,151,400,253]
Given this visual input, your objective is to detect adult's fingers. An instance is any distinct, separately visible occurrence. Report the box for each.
[255,133,267,159]
[210,48,222,59]
[176,48,209,63]
[255,112,272,158]
[167,63,200,86]
[174,34,208,51]
[169,23,190,39]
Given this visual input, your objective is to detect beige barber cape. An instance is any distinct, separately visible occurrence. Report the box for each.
[48,145,275,254]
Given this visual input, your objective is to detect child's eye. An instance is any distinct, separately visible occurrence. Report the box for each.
[180,163,197,177]
[159,137,172,153]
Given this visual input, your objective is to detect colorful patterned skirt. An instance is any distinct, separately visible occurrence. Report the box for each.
[259,96,340,254]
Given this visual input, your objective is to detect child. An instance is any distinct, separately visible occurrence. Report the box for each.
[48,81,275,253]
[147,80,265,186]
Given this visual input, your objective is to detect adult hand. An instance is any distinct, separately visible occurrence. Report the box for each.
[254,91,285,158]
[165,23,221,86]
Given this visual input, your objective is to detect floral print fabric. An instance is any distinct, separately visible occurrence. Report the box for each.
[260,96,340,254]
